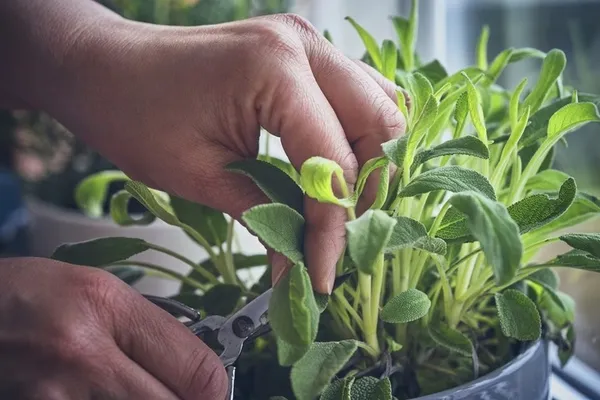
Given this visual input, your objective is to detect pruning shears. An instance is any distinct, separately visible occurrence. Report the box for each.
[144,288,273,400]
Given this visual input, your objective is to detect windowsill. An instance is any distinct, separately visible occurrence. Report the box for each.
[550,343,600,400]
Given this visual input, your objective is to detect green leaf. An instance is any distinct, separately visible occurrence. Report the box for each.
[486,48,514,84]
[321,378,353,400]
[74,170,129,218]
[526,169,572,192]
[476,25,489,70]
[169,292,204,310]
[381,136,408,168]
[202,284,241,316]
[449,192,522,285]
[226,159,304,214]
[508,178,576,233]
[495,289,542,341]
[314,293,329,313]
[428,321,473,356]
[346,17,382,71]
[170,196,228,246]
[547,102,600,140]
[180,254,267,290]
[385,216,446,255]
[522,49,566,113]
[380,288,431,324]
[412,136,489,170]
[558,325,576,367]
[276,336,310,367]
[124,181,179,225]
[354,157,389,201]
[300,157,354,208]
[381,40,397,81]
[399,166,496,200]
[405,72,434,124]
[538,288,574,328]
[416,60,448,84]
[346,210,397,274]
[350,377,392,400]
[454,92,469,137]
[242,204,304,264]
[51,237,150,267]
[545,249,600,272]
[109,190,156,226]
[508,47,546,63]
[465,74,488,142]
[527,268,559,290]
[105,265,145,285]
[560,233,600,257]
[391,4,417,70]
[290,340,358,400]
[509,78,528,130]
[269,263,319,347]
[531,193,600,238]
[257,155,301,184]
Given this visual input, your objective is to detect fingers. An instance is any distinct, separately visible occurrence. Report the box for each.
[111,283,228,400]
[353,59,412,111]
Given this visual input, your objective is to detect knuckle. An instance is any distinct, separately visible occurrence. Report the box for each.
[370,93,407,138]
[180,346,228,398]
[250,18,304,62]
[73,268,129,325]
[272,13,318,38]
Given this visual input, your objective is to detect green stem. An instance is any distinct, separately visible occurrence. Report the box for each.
[223,218,239,285]
[147,243,219,284]
[108,260,206,291]
[370,254,386,330]
[359,271,379,354]
[335,290,364,331]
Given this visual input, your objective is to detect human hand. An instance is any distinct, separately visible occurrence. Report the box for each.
[2,1,407,294]
[0,257,227,399]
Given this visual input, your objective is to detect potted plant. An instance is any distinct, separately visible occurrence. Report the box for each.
[9,0,290,296]
[49,1,600,398]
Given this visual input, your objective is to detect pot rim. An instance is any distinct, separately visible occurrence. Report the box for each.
[412,340,545,399]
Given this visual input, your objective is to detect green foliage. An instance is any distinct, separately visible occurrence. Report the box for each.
[55,2,600,398]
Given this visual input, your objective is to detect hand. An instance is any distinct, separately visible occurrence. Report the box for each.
[1,1,407,294]
[0,258,227,399]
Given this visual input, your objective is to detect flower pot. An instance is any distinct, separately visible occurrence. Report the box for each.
[414,340,549,400]
[24,196,266,296]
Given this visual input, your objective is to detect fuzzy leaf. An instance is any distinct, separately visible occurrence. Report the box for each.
[381,289,431,323]
[508,47,546,63]
[314,293,329,313]
[547,102,600,140]
[486,48,514,84]
[354,157,389,200]
[538,287,573,328]
[560,233,600,257]
[350,377,392,400]
[276,337,310,367]
[526,169,572,192]
[321,378,353,400]
[125,181,179,225]
[346,17,382,70]
[381,40,397,81]
[242,204,304,264]
[523,49,567,113]
[495,289,542,341]
[531,193,600,238]
[51,237,150,267]
[226,159,304,213]
[269,263,319,347]
[75,170,129,218]
[449,192,522,285]
[346,210,397,275]
[428,321,473,356]
[417,60,448,84]
[465,75,488,141]
[109,190,156,226]
[405,72,434,123]
[558,325,576,367]
[105,265,145,285]
[399,166,496,200]
[528,268,559,291]
[170,196,228,246]
[291,340,358,400]
[454,92,469,137]
[257,155,300,183]
[385,216,446,255]
[545,249,600,272]
[203,284,241,316]
[300,157,354,208]
[412,136,489,170]
[381,136,408,168]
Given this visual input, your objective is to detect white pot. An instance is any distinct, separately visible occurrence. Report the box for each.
[25,197,266,297]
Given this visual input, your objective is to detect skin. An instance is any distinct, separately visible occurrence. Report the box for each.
[0,1,407,398]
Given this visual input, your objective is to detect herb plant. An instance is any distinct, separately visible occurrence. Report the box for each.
[51,2,600,399]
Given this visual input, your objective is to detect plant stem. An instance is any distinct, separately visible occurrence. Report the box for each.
[146,243,219,284]
[335,290,364,331]
[359,271,379,354]
[108,260,206,291]
[370,254,386,331]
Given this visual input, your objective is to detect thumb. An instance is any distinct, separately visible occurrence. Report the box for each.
[113,288,229,400]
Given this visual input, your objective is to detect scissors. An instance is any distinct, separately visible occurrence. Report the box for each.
[144,288,273,400]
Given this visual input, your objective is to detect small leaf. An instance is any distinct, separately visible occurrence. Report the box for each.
[381,289,431,324]
[381,136,408,168]
[346,210,397,274]
[405,72,434,123]
[412,136,489,170]
[527,268,559,290]
[399,166,496,200]
[170,196,228,246]
[558,325,576,367]
[495,289,542,341]
[385,216,446,255]
[523,49,567,113]
[428,321,473,356]
[509,78,528,130]
[290,340,358,400]
[75,170,129,218]
[202,284,241,316]
[51,237,150,266]
[560,233,600,257]
[354,157,389,200]
[277,336,310,367]
[242,204,304,264]
[416,60,448,84]
[508,178,576,233]
[465,74,488,142]
[486,48,514,84]
[109,190,156,226]
[350,377,392,400]
[125,181,179,225]
[300,157,354,208]
[346,17,382,70]
[476,25,489,70]
[381,40,397,81]
[269,263,319,347]
[314,293,329,313]
[105,265,145,285]
[532,192,600,238]
[545,249,600,272]
[526,169,572,192]
[547,102,600,140]
[226,159,304,214]
[454,91,469,137]
[538,288,574,328]
[508,47,546,63]
[449,192,522,285]
[321,378,353,400]
[169,292,203,310]
[257,155,300,183]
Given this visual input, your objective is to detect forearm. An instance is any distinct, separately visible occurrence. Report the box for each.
[0,0,124,112]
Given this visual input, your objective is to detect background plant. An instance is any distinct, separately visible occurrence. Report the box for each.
[51,1,600,399]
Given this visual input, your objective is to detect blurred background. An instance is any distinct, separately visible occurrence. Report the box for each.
[1,0,599,384]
